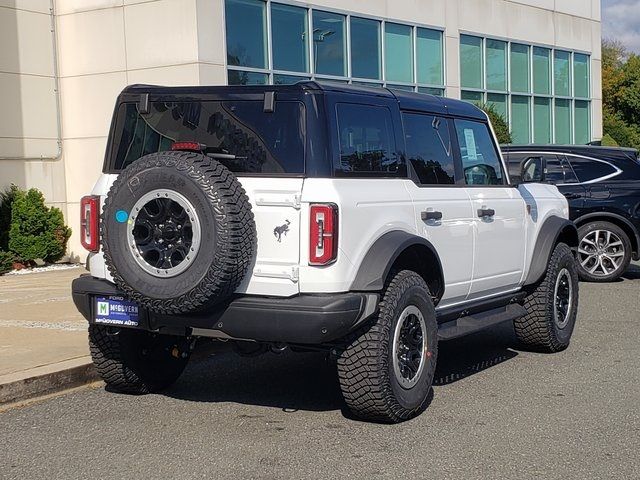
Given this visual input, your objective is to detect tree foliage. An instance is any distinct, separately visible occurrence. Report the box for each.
[477,102,513,144]
[8,188,71,263]
[602,39,640,149]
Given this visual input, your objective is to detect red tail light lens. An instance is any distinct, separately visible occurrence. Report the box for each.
[171,141,203,152]
[309,204,338,265]
[80,195,100,252]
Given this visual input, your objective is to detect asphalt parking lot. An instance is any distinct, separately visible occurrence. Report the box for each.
[1,262,639,480]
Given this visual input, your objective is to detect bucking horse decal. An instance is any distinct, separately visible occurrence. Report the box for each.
[274,220,291,242]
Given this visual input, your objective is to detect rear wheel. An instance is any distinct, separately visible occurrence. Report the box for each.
[577,221,631,282]
[337,270,438,423]
[89,325,191,394]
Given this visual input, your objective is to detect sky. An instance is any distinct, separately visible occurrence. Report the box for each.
[602,0,640,53]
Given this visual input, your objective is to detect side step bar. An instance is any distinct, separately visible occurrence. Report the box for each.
[436,292,528,341]
[437,303,527,341]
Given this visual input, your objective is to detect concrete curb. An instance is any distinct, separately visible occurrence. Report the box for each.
[0,356,99,405]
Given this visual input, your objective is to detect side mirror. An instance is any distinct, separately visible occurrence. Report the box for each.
[520,156,545,183]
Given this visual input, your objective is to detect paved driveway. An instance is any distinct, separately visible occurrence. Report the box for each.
[1,263,639,479]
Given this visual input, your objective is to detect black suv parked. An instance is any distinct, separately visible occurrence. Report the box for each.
[503,145,640,282]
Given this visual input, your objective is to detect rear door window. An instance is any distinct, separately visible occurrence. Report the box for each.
[454,120,505,185]
[545,155,578,184]
[110,100,305,174]
[402,113,455,185]
[335,103,402,176]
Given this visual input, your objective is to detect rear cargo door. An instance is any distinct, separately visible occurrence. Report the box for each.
[237,177,303,297]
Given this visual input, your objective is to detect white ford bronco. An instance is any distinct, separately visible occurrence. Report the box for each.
[72,81,580,423]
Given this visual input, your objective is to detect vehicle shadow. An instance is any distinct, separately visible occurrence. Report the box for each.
[621,262,640,281]
[164,321,520,415]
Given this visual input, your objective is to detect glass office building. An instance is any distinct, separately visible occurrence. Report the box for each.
[224,0,600,146]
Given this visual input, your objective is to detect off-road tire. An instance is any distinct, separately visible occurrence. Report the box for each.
[88,325,190,394]
[337,270,438,423]
[576,221,632,282]
[514,243,579,352]
[101,151,256,314]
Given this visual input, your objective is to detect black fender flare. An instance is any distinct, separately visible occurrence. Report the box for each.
[524,216,578,286]
[573,212,640,257]
[350,230,444,293]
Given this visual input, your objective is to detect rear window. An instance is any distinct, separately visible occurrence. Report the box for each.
[109,100,305,174]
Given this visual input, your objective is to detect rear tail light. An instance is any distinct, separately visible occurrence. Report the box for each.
[309,204,338,265]
[80,195,100,253]
[171,141,204,152]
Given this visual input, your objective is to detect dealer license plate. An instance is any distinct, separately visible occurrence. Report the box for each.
[94,296,140,327]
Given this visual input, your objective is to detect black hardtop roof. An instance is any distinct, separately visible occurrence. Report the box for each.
[501,144,639,162]
[121,80,486,120]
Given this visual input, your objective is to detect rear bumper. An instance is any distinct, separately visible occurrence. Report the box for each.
[72,275,378,344]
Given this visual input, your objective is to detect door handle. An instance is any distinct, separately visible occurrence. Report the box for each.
[477,208,495,218]
[421,210,443,221]
[563,193,581,200]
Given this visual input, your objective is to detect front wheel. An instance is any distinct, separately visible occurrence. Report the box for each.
[89,325,191,394]
[514,243,579,352]
[337,270,438,423]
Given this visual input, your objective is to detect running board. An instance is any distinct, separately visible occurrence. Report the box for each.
[437,303,528,341]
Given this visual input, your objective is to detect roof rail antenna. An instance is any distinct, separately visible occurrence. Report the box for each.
[263,91,275,113]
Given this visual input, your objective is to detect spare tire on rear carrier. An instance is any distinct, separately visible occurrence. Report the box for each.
[101,150,256,314]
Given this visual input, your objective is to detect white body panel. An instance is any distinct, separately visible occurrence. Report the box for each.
[88,173,569,303]
[466,186,527,299]
[404,182,474,306]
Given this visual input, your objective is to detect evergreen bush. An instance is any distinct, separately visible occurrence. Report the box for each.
[8,188,71,263]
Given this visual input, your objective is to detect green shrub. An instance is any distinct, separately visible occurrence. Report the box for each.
[0,184,19,251]
[0,250,13,274]
[477,102,513,145]
[8,188,71,263]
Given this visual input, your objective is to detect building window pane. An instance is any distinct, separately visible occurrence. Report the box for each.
[388,84,415,92]
[227,70,268,85]
[511,96,531,144]
[461,90,483,103]
[574,100,590,144]
[271,3,308,73]
[554,50,571,97]
[225,0,267,69]
[487,93,508,121]
[460,35,483,89]
[555,98,572,144]
[385,23,413,83]
[533,47,551,95]
[350,17,381,80]
[312,10,346,76]
[574,54,590,99]
[486,39,507,91]
[510,43,530,93]
[273,74,310,84]
[417,28,443,86]
[418,87,444,96]
[534,97,552,144]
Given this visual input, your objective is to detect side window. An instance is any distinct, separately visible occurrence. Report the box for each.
[335,103,401,176]
[545,155,578,184]
[567,156,617,183]
[454,120,505,185]
[402,113,454,185]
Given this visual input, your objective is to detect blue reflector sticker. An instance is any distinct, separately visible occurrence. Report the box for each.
[115,210,129,223]
[95,296,139,326]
